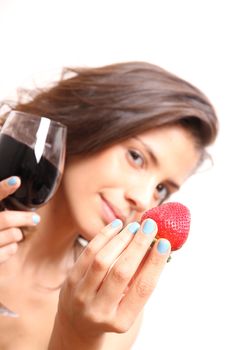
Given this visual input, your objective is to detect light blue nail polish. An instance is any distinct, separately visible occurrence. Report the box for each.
[128,222,140,234]
[7,177,17,186]
[157,239,170,254]
[142,219,156,234]
[32,214,40,225]
[111,218,122,228]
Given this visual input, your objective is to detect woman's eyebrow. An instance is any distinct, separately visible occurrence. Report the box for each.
[134,136,180,191]
[134,136,159,166]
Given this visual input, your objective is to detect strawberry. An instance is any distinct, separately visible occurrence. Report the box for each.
[140,202,191,251]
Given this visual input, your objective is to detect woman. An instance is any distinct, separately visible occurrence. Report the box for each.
[0,61,218,349]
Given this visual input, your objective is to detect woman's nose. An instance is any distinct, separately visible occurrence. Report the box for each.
[125,179,158,212]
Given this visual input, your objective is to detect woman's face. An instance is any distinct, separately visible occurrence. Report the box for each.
[60,124,201,240]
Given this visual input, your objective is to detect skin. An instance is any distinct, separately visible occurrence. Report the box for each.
[0,124,201,350]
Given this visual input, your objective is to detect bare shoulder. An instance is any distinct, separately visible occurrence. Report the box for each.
[103,311,144,350]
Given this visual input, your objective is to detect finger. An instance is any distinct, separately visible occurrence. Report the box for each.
[68,219,123,282]
[95,219,157,307]
[0,228,23,247]
[0,210,40,230]
[0,177,21,201]
[0,242,18,264]
[77,221,140,295]
[116,238,171,322]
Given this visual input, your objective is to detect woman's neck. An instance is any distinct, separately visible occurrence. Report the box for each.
[8,190,84,289]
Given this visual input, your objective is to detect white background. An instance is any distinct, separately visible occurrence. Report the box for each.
[0,1,232,349]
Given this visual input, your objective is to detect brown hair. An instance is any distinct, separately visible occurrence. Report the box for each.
[2,61,218,161]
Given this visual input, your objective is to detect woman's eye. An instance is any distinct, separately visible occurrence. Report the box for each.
[128,149,145,167]
[156,183,169,202]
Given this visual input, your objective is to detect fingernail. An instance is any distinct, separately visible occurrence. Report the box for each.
[7,177,17,186]
[32,214,40,225]
[111,218,122,228]
[128,222,140,234]
[157,239,170,254]
[142,218,156,234]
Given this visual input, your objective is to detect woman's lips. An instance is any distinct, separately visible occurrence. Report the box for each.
[100,195,125,225]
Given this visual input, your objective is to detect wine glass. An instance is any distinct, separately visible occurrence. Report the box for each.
[0,110,67,316]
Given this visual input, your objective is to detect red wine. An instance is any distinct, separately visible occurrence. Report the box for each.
[0,133,61,210]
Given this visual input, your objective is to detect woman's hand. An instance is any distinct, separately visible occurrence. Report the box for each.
[0,176,40,263]
[50,218,171,349]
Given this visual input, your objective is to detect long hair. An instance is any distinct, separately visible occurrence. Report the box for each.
[1,61,218,160]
